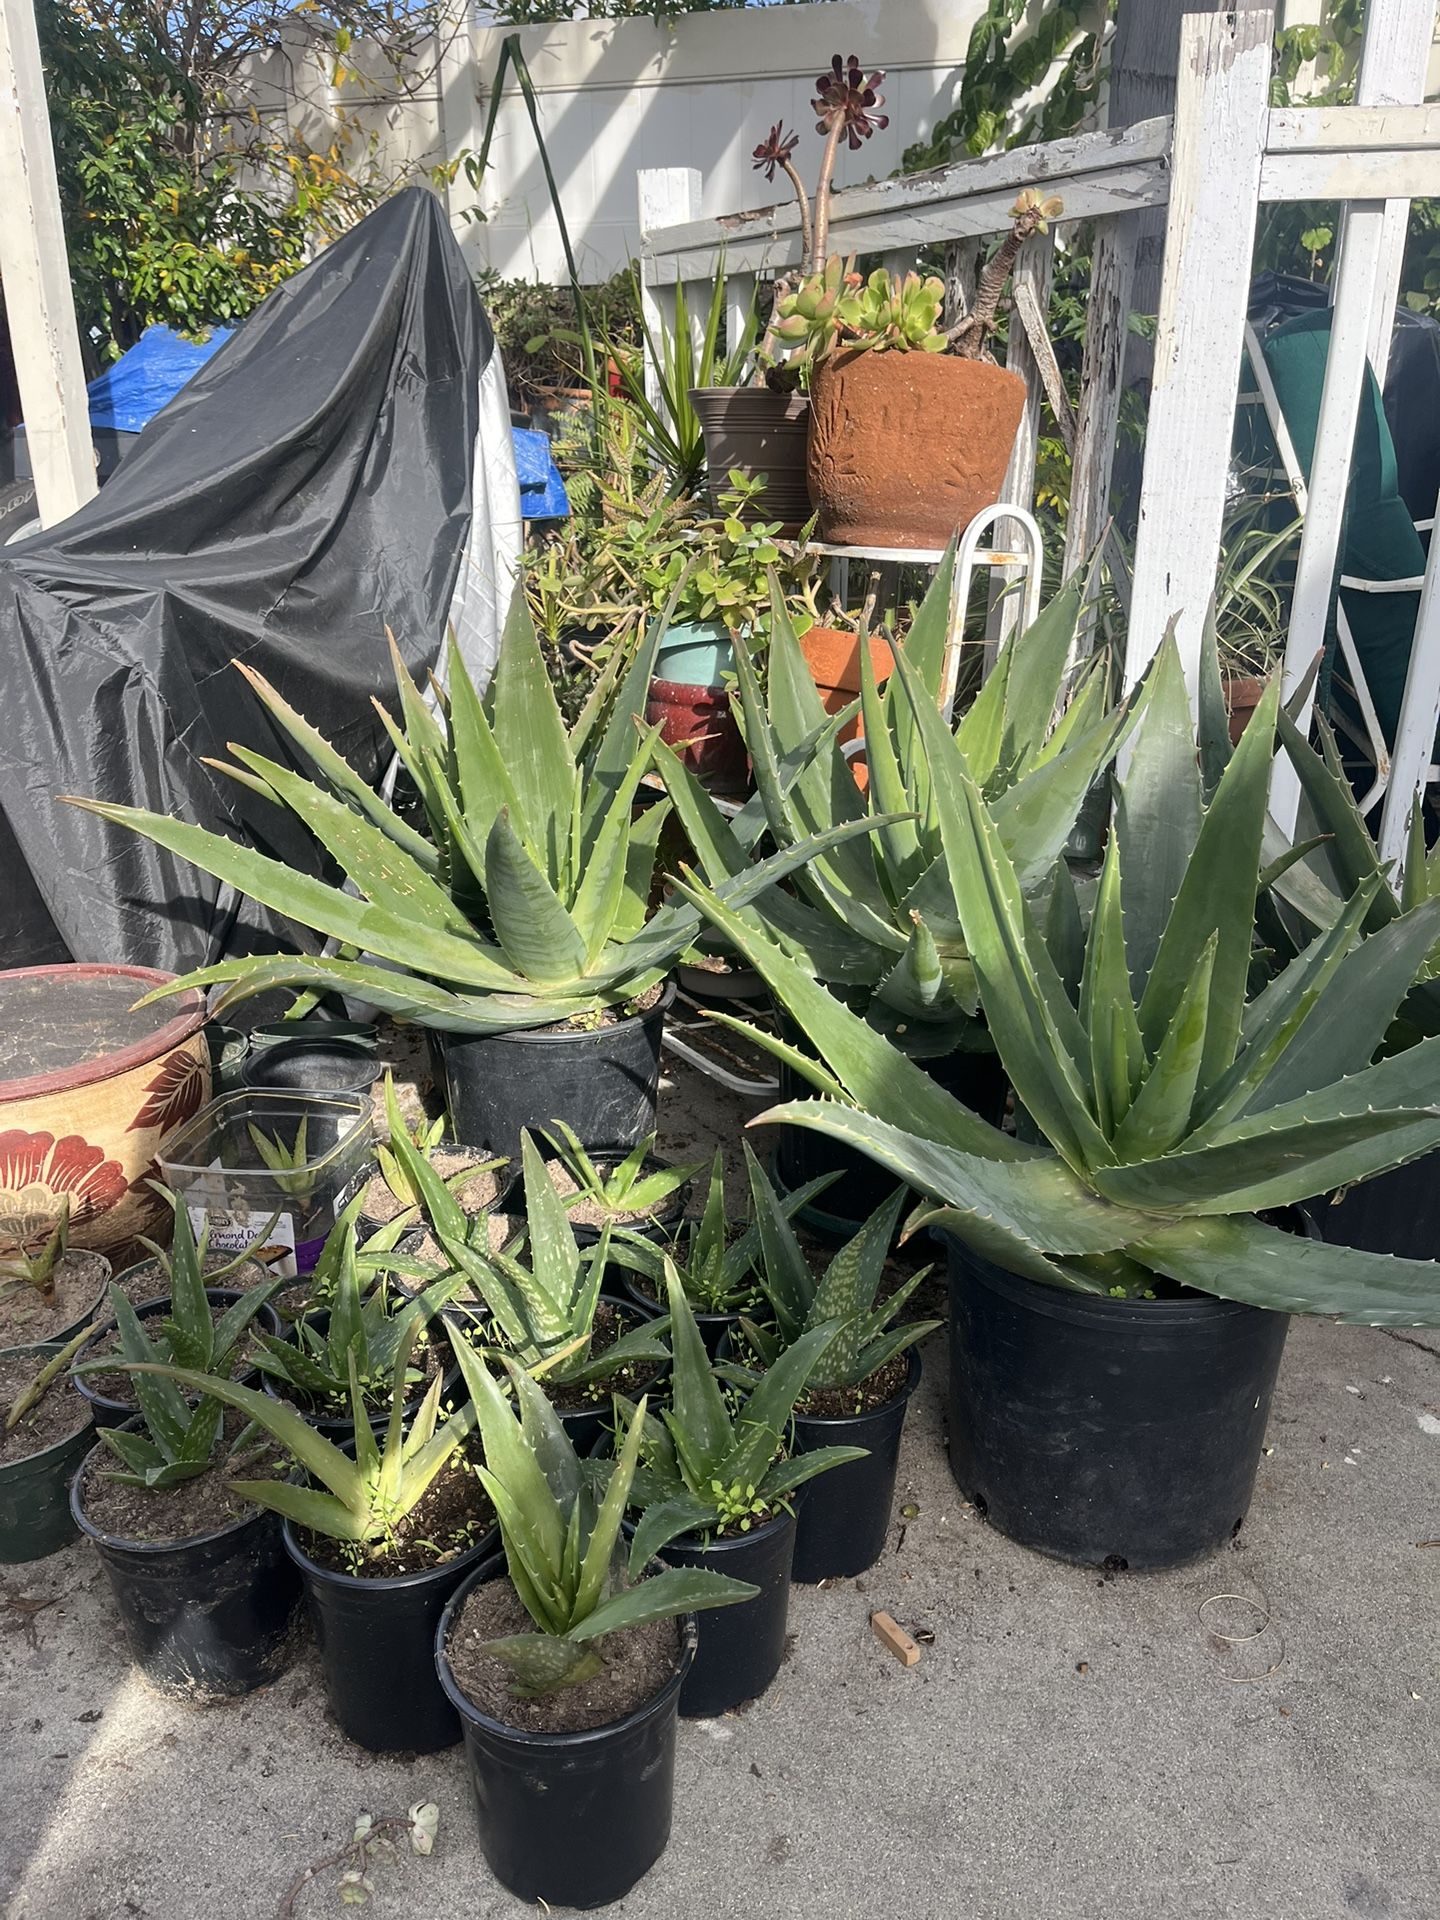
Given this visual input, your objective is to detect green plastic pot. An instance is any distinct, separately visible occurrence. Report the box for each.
[654,621,732,688]
[0,1344,93,1562]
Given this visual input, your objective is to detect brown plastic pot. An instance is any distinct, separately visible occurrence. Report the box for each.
[1223,674,1268,744]
[807,352,1026,548]
[644,679,748,795]
[800,626,895,792]
[690,387,810,530]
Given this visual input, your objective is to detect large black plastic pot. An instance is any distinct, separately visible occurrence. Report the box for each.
[775,1027,1008,1235]
[661,1506,796,1717]
[283,1522,496,1752]
[74,1289,283,1431]
[790,1347,921,1584]
[72,1436,302,1698]
[439,981,674,1163]
[241,1033,381,1095]
[0,1344,93,1563]
[1312,1151,1440,1259]
[435,1555,696,1908]
[942,1236,1293,1570]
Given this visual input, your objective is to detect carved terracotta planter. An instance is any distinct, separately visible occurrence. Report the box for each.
[807,351,1026,549]
[0,965,210,1262]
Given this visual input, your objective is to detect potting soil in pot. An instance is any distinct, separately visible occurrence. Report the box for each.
[446,1579,681,1734]
[529,1156,688,1233]
[0,1252,110,1347]
[0,1352,88,1465]
[362,1150,502,1225]
[297,1445,495,1580]
[77,1415,284,1543]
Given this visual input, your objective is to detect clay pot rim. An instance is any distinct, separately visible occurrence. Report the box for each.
[0,965,207,1106]
[800,625,896,694]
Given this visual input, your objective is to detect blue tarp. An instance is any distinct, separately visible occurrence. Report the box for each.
[84,324,569,518]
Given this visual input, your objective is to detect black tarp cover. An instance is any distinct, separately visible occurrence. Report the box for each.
[0,188,511,973]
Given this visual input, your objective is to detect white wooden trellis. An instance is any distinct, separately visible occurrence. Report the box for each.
[638,0,1440,887]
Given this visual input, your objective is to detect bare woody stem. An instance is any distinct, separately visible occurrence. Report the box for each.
[946,211,1042,358]
[809,120,845,273]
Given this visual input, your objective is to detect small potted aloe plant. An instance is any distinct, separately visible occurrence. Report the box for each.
[621,1269,862,1716]
[130,1316,497,1751]
[761,86,1059,546]
[526,1122,700,1245]
[0,1326,95,1562]
[70,1276,302,1700]
[435,1349,753,1908]
[0,1200,111,1348]
[730,1153,938,1582]
[361,1073,506,1235]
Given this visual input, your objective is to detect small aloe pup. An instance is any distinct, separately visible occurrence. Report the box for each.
[536,1121,702,1231]
[448,1342,754,1697]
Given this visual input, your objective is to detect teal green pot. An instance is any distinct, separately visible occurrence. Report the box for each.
[654,621,732,689]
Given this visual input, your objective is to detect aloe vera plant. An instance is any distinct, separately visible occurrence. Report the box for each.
[735,1151,939,1393]
[0,1201,74,1306]
[537,1123,701,1227]
[66,588,892,1034]
[391,1128,668,1392]
[674,635,1440,1324]
[655,548,1128,1054]
[624,1268,864,1563]
[613,1149,834,1316]
[451,1344,753,1696]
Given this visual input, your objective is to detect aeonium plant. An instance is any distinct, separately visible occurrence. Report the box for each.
[675,629,1440,1324]
[449,1343,753,1698]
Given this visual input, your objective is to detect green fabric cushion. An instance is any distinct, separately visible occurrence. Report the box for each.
[1261,312,1427,748]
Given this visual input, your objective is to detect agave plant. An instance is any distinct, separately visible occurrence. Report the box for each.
[451,1344,753,1696]
[654,547,1129,1055]
[673,636,1440,1324]
[624,1268,864,1564]
[735,1150,939,1393]
[390,1127,668,1392]
[66,588,893,1034]
[612,1149,834,1316]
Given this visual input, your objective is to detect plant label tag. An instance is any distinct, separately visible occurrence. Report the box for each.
[186,1204,299,1278]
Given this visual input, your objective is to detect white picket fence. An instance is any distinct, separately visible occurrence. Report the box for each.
[638,1,1440,880]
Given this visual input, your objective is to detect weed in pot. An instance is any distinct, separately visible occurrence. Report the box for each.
[622,1267,864,1717]
[728,1152,937,1581]
[391,1125,670,1447]
[69,1297,302,1699]
[128,1312,496,1751]
[614,1149,835,1353]
[0,1199,111,1347]
[436,1345,752,1908]
[0,1328,97,1562]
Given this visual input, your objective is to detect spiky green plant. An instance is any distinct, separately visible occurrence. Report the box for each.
[735,1150,939,1393]
[612,1148,833,1316]
[391,1128,668,1391]
[64,589,894,1034]
[537,1122,701,1228]
[5,1326,98,1434]
[673,635,1440,1324]
[654,547,1128,1054]
[623,1267,864,1563]
[0,1199,72,1304]
[451,1344,754,1697]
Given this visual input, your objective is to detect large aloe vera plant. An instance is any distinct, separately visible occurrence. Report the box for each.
[673,637,1440,1324]
[67,589,891,1033]
[654,548,1130,1053]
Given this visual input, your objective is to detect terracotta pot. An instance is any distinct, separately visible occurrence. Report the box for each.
[0,965,210,1261]
[800,625,895,791]
[645,678,748,796]
[807,352,1026,549]
[1223,674,1268,745]
[690,387,811,530]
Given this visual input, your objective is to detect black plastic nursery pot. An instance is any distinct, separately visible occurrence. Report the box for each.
[241,1036,381,1096]
[283,1522,497,1752]
[72,1437,302,1699]
[942,1236,1293,1570]
[775,1027,1008,1235]
[73,1289,284,1431]
[618,1267,738,1359]
[435,1555,696,1909]
[261,1311,460,1444]
[0,1344,93,1563]
[1311,1150,1440,1259]
[790,1347,922,1585]
[661,1506,796,1718]
[438,981,674,1163]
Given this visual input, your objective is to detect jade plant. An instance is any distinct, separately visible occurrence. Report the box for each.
[733,1151,939,1396]
[391,1128,669,1394]
[66,587,886,1034]
[675,634,1440,1324]
[452,1344,753,1696]
[655,546,1128,1055]
[536,1123,701,1229]
[612,1149,833,1316]
[623,1267,864,1561]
